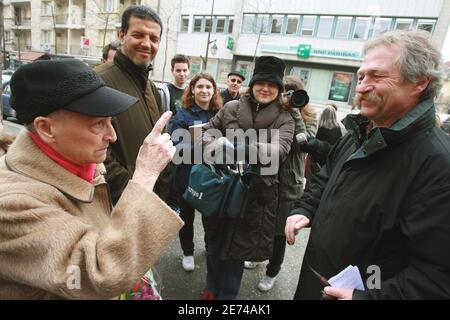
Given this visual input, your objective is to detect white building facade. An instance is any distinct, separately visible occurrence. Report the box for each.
[2,0,450,105]
[177,0,450,105]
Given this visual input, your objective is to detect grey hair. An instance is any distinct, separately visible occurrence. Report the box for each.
[319,106,340,129]
[363,30,443,100]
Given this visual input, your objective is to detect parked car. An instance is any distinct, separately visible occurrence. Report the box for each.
[2,76,16,120]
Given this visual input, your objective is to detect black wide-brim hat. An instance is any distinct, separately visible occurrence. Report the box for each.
[10,59,138,123]
[249,56,286,89]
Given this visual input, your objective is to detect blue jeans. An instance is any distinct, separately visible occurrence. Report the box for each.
[206,243,244,300]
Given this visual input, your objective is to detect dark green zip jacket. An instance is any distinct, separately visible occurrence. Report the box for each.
[291,99,450,300]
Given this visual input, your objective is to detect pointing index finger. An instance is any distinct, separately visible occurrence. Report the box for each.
[150,111,172,137]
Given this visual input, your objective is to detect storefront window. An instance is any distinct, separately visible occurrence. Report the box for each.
[236,60,254,87]
[191,57,202,75]
[290,67,310,88]
[328,72,353,102]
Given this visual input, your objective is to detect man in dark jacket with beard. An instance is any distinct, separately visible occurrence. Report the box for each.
[286,30,450,300]
[95,5,169,204]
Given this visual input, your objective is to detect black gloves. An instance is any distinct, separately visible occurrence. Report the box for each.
[293,137,320,153]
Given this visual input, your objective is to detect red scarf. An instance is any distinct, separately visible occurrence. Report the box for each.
[28,131,96,183]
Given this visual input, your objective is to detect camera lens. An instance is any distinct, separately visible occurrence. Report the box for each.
[291,90,309,108]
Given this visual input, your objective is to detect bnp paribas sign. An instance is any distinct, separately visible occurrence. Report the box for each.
[297,44,362,60]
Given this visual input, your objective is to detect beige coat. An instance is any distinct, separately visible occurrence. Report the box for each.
[0,130,183,299]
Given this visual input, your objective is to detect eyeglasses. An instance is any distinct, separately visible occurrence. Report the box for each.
[230,78,242,84]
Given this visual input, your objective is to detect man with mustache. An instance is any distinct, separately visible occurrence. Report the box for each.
[286,30,450,300]
[95,5,170,204]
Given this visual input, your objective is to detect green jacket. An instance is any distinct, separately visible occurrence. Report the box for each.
[278,111,317,200]
[95,50,169,204]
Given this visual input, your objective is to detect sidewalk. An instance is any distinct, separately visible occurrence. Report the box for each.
[154,212,310,300]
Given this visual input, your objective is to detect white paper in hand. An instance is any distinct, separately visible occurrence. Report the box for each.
[328,265,365,290]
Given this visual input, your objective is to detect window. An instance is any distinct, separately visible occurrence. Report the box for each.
[301,16,316,37]
[372,18,391,37]
[286,16,299,35]
[216,16,226,33]
[103,0,113,12]
[42,30,52,44]
[334,17,352,39]
[41,1,53,16]
[242,14,256,33]
[193,16,203,32]
[180,15,189,32]
[395,19,413,31]
[328,72,353,102]
[271,15,284,34]
[417,19,435,33]
[290,67,311,88]
[317,16,334,38]
[257,14,270,34]
[227,18,234,34]
[353,17,370,40]
[191,56,202,75]
[205,16,213,33]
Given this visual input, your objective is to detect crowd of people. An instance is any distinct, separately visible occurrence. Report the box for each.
[0,4,449,300]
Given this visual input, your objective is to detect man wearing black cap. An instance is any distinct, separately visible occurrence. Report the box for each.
[221,71,245,105]
[0,59,183,299]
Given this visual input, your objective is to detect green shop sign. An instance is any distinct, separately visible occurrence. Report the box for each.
[226,36,234,50]
[297,44,362,60]
[297,44,311,58]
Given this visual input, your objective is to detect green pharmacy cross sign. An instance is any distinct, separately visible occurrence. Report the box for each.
[297,44,311,58]
[226,36,234,50]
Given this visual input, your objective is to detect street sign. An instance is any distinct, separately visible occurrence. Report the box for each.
[297,44,311,58]
[226,36,234,50]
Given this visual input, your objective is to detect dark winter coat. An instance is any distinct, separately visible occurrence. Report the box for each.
[95,50,169,204]
[291,99,450,299]
[220,89,240,106]
[275,112,317,235]
[170,104,216,199]
[202,96,294,261]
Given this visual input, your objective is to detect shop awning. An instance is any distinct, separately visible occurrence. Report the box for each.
[19,51,47,62]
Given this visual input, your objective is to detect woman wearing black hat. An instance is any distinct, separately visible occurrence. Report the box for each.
[200,56,294,300]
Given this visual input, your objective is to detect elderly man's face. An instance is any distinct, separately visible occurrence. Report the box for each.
[227,75,243,96]
[48,111,117,165]
[354,44,423,127]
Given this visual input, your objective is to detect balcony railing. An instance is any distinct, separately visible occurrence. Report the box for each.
[14,16,31,26]
[54,14,85,26]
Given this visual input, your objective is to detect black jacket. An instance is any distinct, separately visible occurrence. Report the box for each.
[291,99,450,299]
